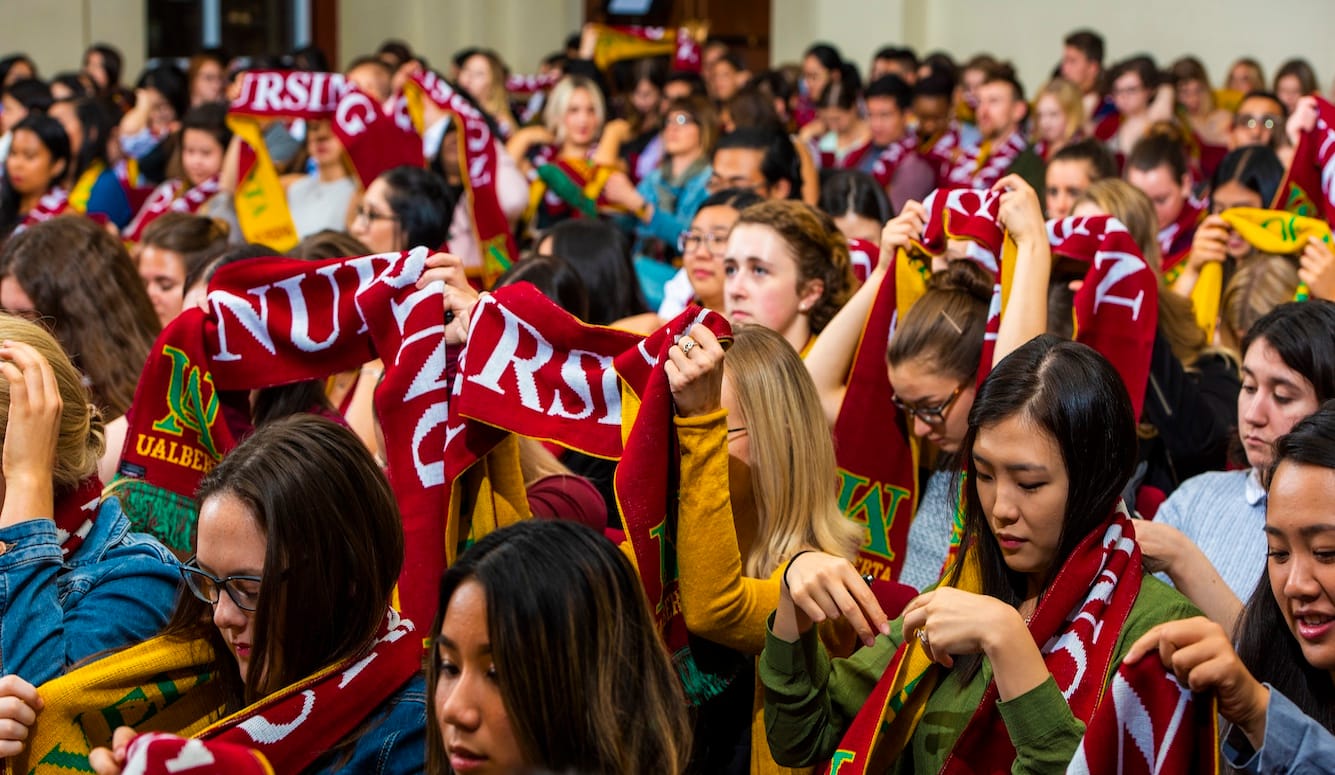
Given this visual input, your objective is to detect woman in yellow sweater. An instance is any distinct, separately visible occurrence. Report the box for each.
[667,322,863,774]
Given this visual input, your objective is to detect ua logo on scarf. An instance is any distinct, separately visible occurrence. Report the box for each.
[151,345,223,460]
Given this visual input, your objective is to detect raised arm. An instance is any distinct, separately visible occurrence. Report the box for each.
[990,175,1052,366]
[804,202,926,425]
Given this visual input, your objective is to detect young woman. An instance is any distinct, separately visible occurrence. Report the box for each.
[1173,144,1285,299]
[1138,301,1335,625]
[89,415,426,774]
[1170,56,1233,146]
[1123,129,1198,270]
[722,199,855,355]
[1102,56,1175,158]
[1273,59,1318,116]
[665,188,763,317]
[429,519,690,774]
[186,51,227,108]
[1043,137,1117,220]
[1218,253,1301,353]
[0,215,160,481]
[0,316,179,691]
[282,119,357,239]
[47,97,143,229]
[819,169,890,245]
[0,114,71,237]
[137,212,230,326]
[536,219,649,326]
[1032,78,1085,161]
[802,80,873,171]
[123,102,231,242]
[761,335,1199,771]
[349,165,453,255]
[666,322,874,774]
[1127,403,1335,772]
[1225,58,1267,98]
[601,94,718,263]
[456,49,518,140]
[797,43,846,129]
[118,63,188,162]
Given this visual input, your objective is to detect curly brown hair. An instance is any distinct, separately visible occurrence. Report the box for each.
[0,215,160,417]
[733,199,855,333]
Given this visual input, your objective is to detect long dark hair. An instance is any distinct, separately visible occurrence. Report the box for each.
[1241,300,1335,403]
[542,219,648,324]
[426,520,691,774]
[1234,401,1335,736]
[947,335,1137,680]
[65,98,117,184]
[0,114,72,235]
[381,165,454,251]
[163,415,405,708]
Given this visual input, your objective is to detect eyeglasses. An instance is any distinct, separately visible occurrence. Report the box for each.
[678,230,729,256]
[181,558,263,612]
[891,382,968,426]
[1234,113,1280,131]
[665,112,697,128]
[1111,84,1146,98]
[354,206,400,226]
[727,426,747,440]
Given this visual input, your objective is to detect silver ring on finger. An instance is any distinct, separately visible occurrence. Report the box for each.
[916,627,930,650]
[679,337,696,355]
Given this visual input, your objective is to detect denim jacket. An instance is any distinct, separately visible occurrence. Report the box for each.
[0,497,181,685]
[1223,685,1335,774]
[308,673,428,774]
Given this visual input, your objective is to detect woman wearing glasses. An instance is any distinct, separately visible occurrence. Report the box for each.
[0,315,179,754]
[88,415,425,774]
[654,188,763,321]
[349,164,453,255]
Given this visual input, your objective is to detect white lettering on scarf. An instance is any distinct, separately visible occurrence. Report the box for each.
[237,690,316,744]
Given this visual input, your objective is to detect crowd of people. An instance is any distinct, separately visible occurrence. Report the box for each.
[0,19,1333,774]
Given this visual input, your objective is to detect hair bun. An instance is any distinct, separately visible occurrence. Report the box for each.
[928,259,993,304]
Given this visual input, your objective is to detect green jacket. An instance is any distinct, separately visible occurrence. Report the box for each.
[760,576,1199,773]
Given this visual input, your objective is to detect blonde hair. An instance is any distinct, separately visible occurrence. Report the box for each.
[1034,78,1085,146]
[543,75,606,146]
[464,51,518,131]
[1221,253,1301,353]
[1075,179,1207,366]
[724,325,861,577]
[0,315,105,492]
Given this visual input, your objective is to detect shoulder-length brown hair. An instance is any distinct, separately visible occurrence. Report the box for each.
[426,520,691,775]
[163,415,405,708]
[0,215,160,418]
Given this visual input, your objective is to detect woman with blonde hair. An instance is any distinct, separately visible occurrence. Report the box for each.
[457,49,518,139]
[1032,78,1085,160]
[1218,253,1300,352]
[668,322,866,773]
[1170,56,1232,146]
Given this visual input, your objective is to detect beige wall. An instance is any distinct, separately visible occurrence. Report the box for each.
[1,0,144,82]
[771,0,1335,97]
[337,0,582,74]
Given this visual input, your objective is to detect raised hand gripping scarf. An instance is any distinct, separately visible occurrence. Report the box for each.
[8,611,420,775]
[114,247,528,628]
[401,69,517,286]
[122,176,222,243]
[1219,207,1329,304]
[824,514,1217,775]
[227,71,424,252]
[452,286,731,669]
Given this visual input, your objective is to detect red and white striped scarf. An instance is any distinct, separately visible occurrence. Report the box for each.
[13,187,71,233]
[123,176,221,243]
[869,134,920,188]
[941,130,1027,190]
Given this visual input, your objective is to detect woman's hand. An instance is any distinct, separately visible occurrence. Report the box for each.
[992,174,1046,248]
[0,341,61,529]
[415,252,479,344]
[0,675,42,759]
[1287,95,1319,147]
[1186,215,1230,272]
[599,171,648,218]
[900,587,1027,668]
[1300,236,1335,301]
[776,551,889,648]
[666,325,724,418]
[1125,617,1270,748]
[88,726,138,775]
[878,201,928,269]
[1133,519,1188,575]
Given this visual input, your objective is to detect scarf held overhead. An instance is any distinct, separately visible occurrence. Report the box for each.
[1273,95,1335,225]
[825,514,1217,775]
[115,247,528,628]
[401,69,518,284]
[452,284,732,652]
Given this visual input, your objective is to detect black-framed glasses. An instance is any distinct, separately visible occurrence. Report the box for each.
[1234,113,1280,131]
[678,230,729,256]
[181,558,263,612]
[892,382,968,426]
[354,206,400,226]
